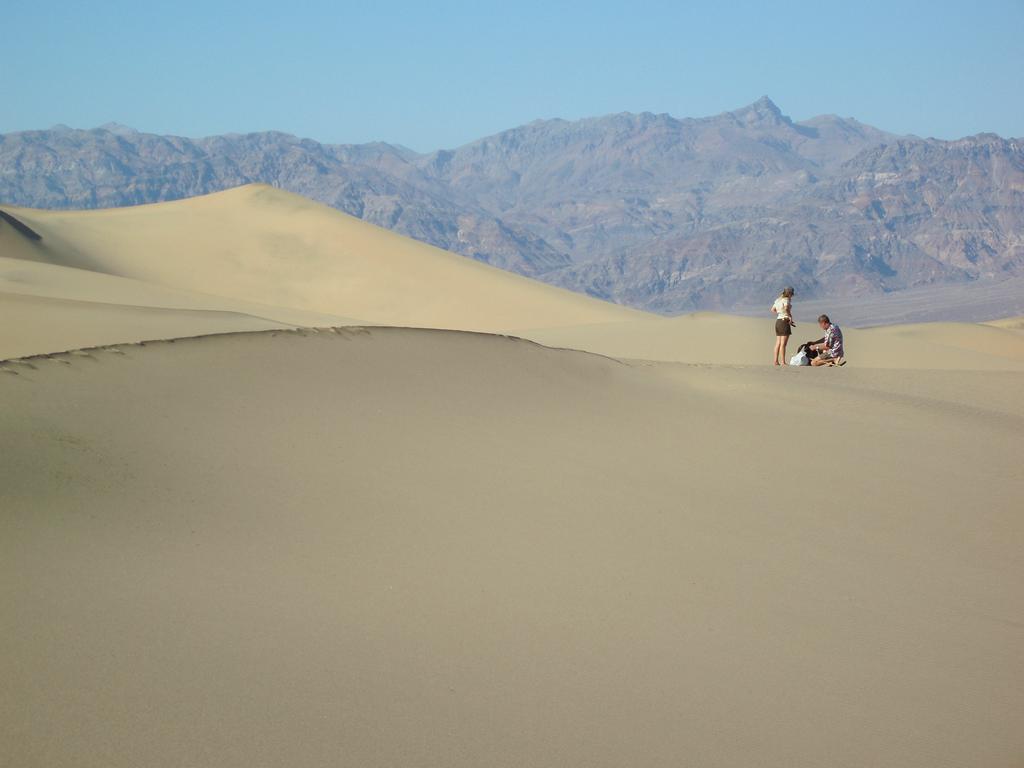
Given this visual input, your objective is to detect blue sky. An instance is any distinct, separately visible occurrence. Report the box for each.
[3,0,1022,151]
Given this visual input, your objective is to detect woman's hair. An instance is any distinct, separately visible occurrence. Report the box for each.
[780,286,794,298]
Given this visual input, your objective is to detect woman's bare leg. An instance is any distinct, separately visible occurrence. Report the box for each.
[780,336,789,365]
[774,336,783,365]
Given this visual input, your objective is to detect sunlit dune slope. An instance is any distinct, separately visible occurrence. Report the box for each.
[0,254,357,326]
[0,256,360,358]
[2,328,1022,767]
[2,185,644,333]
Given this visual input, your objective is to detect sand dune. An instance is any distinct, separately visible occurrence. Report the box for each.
[3,185,1024,765]
[521,312,1024,370]
[0,255,357,325]
[2,327,1022,767]
[5,186,1022,370]
[0,257,362,358]
[0,291,295,360]
[2,185,644,333]
[860,321,1024,368]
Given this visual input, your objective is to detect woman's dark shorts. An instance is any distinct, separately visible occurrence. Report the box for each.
[775,319,792,336]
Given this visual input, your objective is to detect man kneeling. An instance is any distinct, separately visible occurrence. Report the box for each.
[810,314,845,366]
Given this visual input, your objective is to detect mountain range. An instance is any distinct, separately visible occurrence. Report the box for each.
[2,97,1022,313]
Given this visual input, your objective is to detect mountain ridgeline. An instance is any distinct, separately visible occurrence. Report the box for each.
[2,98,1022,312]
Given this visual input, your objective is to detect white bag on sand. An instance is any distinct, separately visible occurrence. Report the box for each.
[790,350,809,366]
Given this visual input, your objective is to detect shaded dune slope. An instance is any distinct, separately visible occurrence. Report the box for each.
[0,208,42,240]
[2,327,1022,767]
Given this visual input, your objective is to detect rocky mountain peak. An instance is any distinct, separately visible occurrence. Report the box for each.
[97,122,139,136]
[728,95,789,127]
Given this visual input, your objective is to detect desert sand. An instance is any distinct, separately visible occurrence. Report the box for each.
[1,185,643,339]
[521,313,1024,370]
[2,186,1022,767]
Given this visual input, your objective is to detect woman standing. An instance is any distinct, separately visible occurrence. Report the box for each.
[771,287,795,365]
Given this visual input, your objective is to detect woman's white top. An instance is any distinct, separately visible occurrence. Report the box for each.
[772,297,791,320]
